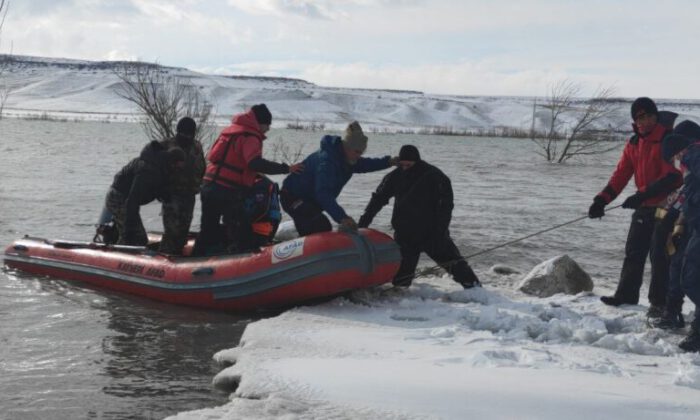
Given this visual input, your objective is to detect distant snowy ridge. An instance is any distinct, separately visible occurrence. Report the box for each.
[3,54,700,132]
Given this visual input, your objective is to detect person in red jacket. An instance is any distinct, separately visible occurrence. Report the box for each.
[192,104,303,256]
[588,97,682,315]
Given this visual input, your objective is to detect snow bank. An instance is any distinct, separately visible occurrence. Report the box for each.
[5,55,700,133]
[169,275,700,420]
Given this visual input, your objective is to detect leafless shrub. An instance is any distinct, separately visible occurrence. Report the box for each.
[531,80,623,163]
[286,119,326,131]
[0,0,10,120]
[113,62,216,145]
[268,136,305,164]
[0,80,10,119]
[0,1,7,40]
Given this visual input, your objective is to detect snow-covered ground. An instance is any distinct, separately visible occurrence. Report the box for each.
[168,273,700,420]
[3,54,700,133]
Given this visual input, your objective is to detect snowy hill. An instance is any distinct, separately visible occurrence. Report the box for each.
[2,54,700,132]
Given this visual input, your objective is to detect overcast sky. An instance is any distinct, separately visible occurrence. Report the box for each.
[2,0,699,98]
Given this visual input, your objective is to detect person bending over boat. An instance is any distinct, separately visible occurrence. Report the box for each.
[158,117,206,255]
[105,142,186,247]
[281,121,396,235]
[358,145,481,289]
[192,104,304,256]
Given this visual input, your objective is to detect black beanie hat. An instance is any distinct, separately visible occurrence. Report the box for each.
[662,120,700,162]
[176,117,197,137]
[662,134,691,163]
[251,104,272,125]
[399,145,421,161]
[631,97,658,119]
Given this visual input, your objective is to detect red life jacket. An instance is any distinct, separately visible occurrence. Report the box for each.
[203,110,266,188]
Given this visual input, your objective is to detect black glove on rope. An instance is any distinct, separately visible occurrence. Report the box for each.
[621,173,682,210]
[621,192,648,209]
[588,196,606,218]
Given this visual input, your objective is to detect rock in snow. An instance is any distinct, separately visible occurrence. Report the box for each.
[518,255,593,298]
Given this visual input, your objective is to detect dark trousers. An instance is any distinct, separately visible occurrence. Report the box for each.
[105,188,148,246]
[280,191,332,236]
[666,225,689,314]
[393,230,479,287]
[613,207,671,306]
[681,228,700,329]
[192,182,252,256]
[159,194,195,255]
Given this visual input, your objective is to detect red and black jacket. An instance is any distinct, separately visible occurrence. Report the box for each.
[597,111,682,207]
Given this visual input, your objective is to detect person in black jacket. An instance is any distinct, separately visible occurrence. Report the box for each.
[159,117,206,255]
[358,145,481,289]
[105,141,186,246]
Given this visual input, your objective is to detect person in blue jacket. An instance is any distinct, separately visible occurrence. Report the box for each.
[661,119,700,352]
[281,121,397,235]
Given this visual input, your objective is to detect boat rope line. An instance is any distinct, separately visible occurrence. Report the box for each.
[397,204,624,283]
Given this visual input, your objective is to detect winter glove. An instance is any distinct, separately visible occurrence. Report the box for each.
[666,224,685,256]
[621,192,647,209]
[588,196,606,219]
[338,217,358,233]
[288,163,305,174]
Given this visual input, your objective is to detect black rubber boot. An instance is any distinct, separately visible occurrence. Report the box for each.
[646,305,665,319]
[461,279,482,289]
[679,326,700,353]
[650,311,685,330]
[601,296,627,306]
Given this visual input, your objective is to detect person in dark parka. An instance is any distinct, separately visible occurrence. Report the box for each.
[661,120,700,352]
[358,145,481,289]
[105,142,186,246]
[158,117,206,255]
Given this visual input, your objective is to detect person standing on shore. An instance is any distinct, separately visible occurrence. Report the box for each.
[588,97,681,317]
[660,120,700,351]
[358,145,481,289]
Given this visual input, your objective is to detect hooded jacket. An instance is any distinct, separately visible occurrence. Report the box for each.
[359,160,453,246]
[282,135,391,223]
[204,110,290,189]
[160,134,205,196]
[597,111,682,206]
[678,122,700,229]
[110,141,172,233]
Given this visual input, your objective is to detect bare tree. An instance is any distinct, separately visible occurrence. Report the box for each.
[0,1,7,37]
[268,135,305,164]
[531,80,622,163]
[0,0,11,120]
[0,79,10,118]
[113,62,216,144]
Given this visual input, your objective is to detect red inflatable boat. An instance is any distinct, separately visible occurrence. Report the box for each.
[3,229,401,312]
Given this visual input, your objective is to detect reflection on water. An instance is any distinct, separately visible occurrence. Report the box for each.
[98,297,250,415]
[1,266,252,419]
